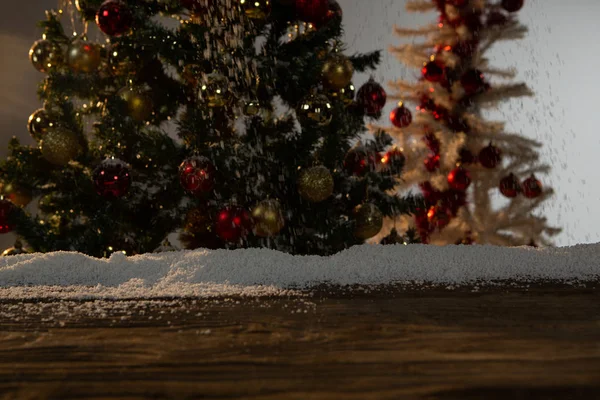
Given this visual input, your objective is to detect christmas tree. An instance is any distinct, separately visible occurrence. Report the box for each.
[0,0,423,257]
[372,0,560,246]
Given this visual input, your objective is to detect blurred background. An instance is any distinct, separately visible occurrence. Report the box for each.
[1,0,598,250]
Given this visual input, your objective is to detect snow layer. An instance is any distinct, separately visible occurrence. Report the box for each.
[0,243,598,299]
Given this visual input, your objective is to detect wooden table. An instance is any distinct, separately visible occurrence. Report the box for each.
[1,285,599,399]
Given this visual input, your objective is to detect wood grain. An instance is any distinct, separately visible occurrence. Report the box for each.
[0,286,599,399]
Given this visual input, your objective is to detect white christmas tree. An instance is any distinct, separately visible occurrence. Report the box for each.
[373,0,560,246]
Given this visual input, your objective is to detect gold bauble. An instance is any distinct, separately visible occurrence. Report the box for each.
[329,82,355,105]
[200,74,230,107]
[353,203,383,240]
[322,54,354,90]
[0,183,33,208]
[118,87,154,122]
[297,94,333,126]
[251,199,285,237]
[2,240,29,257]
[67,40,102,73]
[40,128,82,166]
[29,39,63,73]
[27,109,54,141]
[240,0,271,19]
[298,166,334,203]
[244,100,261,116]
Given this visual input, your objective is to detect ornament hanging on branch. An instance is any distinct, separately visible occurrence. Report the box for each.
[27,109,53,141]
[499,173,520,198]
[298,166,334,203]
[422,60,445,83]
[40,128,82,166]
[427,205,451,230]
[501,0,524,13]
[0,183,33,208]
[522,175,542,199]
[353,203,383,240]
[118,87,154,122]
[179,156,216,196]
[240,0,271,20]
[251,199,285,237]
[478,143,502,169]
[93,158,132,199]
[424,154,440,172]
[29,40,63,73]
[344,146,380,176]
[297,94,333,126]
[356,79,387,116]
[0,199,15,234]
[67,40,102,73]
[96,0,133,37]
[215,206,251,242]
[389,102,412,128]
[447,166,471,191]
[328,82,355,105]
[322,54,354,91]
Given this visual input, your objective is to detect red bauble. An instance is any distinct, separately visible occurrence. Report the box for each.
[96,1,132,37]
[478,143,502,169]
[93,158,132,198]
[422,60,445,83]
[461,69,486,95]
[499,173,520,198]
[215,206,251,242]
[522,175,543,199]
[487,11,508,26]
[424,154,440,172]
[295,0,329,24]
[344,147,379,176]
[424,153,440,172]
[179,156,216,195]
[447,166,471,191]
[390,104,412,128]
[427,205,452,230]
[381,148,405,174]
[0,199,15,234]
[356,79,387,116]
[501,0,524,13]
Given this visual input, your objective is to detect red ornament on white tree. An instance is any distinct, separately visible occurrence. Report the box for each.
[478,143,502,169]
[422,60,445,83]
[499,173,520,198]
[390,103,412,128]
[447,166,471,191]
[522,175,543,198]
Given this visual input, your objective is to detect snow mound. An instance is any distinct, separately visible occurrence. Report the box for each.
[0,243,599,299]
